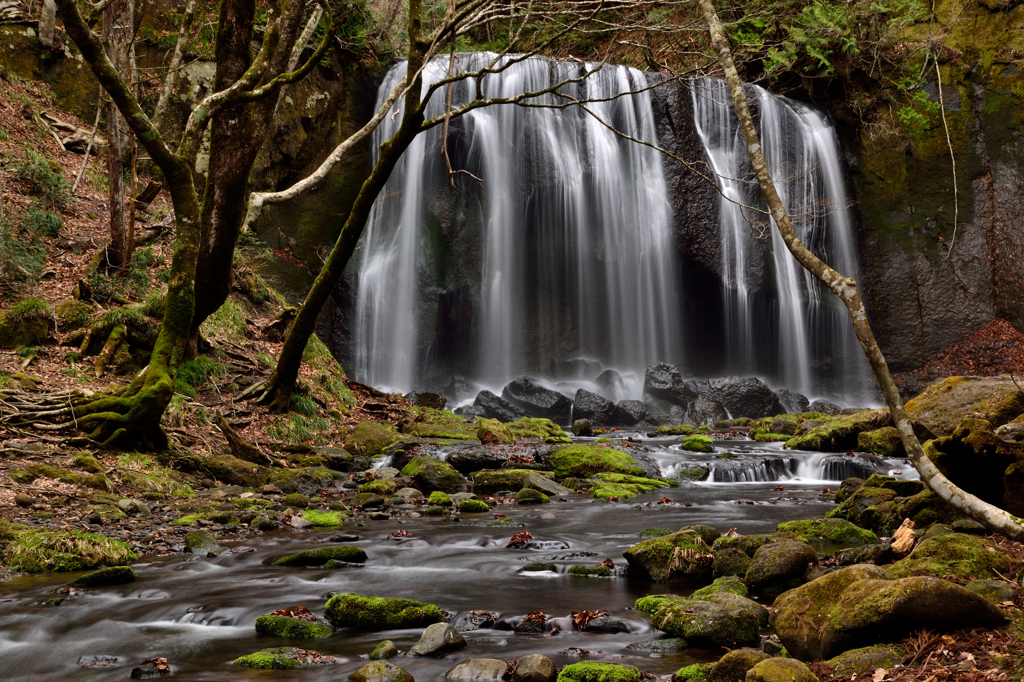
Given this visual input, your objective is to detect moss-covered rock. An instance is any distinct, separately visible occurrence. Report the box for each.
[400,456,467,493]
[54,300,94,331]
[473,468,543,495]
[361,479,398,496]
[776,518,878,545]
[255,614,333,638]
[711,533,791,557]
[635,594,759,647]
[546,444,645,478]
[301,510,350,526]
[349,660,414,681]
[713,547,751,579]
[622,528,717,583]
[324,594,445,630]
[745,658,818,682]
[0,300,53,349]
[506,417,569,440]
[200,454,272,488]
[282,493,309,508]
[770,564,892,661]
[965,579,1017,603]
[400,408,477,440]
[427,491,453,506]
[458,498,489,513]
[589,472,672,500]
[827,645,905,675]
[556,662,641,681]
[4,530,135,573]
[821,576,1008,658]
[672,663,713,682]
[925,418,1024,515]
[66,565,137,587]
[233,647,334,669]
[681,435,714,452]
[745,541,817,596]
[569,565,613,577]
[369,640,398,660]
[707,648,770,682]
[476,418,515,444]
[272,546,367,567]
[906,376,1024,437]
[692,575,748,598]
[345,421,409,456]
[517,488,549,504]
[857,427,905,456]
[785,410,892,451]
[887,533,1011,580]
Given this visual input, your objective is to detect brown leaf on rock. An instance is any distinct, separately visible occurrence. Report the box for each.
[506,531,533,549]
[571,609,609,630]
[270,606,318,622]
[523,611,546,623]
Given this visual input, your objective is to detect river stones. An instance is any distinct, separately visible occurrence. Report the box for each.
[370,640,398,660]
[692,575,747,598]
[966,579,1018,603]
[401,456,467,494]
[411,623,466,656]
[707,648,770,682]
[700,591,769,627]
[184,530,220,555]
[512,654,555,682]
[582,616,629,633]
[713,548,750,579]
[475,390,523,422]
[522,472,574,497]
[771,564,891,661]
[826,645,905,676]
[325,594,445,631]
[516,488,549,505]
[612,400,651,426]
[350,660,415,682]
[745,658,818,682]
[886,532,1011,580]
[573,389,614,425]
[711,532,790,557]
[625,638,688,653]
[820,576,1009,658]
[67,566,136,588]
[775,518,877,545]
[556,662,640,682]
[255,612,333,638]
[745,541,817,595]
[233,647,335,669]
[621,528,717,583]
[546,444,646,478]
[272,546,367,567]
[501,376,572,422]
[351,493,386,509]
[445,658,507,679]
[635,595,759,647]
[519,562,557,573]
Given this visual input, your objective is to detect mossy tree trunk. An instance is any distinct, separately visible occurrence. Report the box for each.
[699,0,1024,540]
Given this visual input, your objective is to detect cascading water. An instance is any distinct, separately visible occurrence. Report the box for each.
[690,78,871,397]
[353,54,680,392]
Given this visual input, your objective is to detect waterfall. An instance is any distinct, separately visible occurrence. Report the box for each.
[353,54,680,391]
[690,78,871,397]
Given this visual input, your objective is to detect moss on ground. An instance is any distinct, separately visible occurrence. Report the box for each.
[360,479,398,496]
[776,518,878,545]
[458,498,489,513]
[4,530,136,572]
[673,662,713,682]
[301,510,350,526]
[681,435,714,452]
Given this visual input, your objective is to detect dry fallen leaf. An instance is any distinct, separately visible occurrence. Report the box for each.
[872,668,887,682]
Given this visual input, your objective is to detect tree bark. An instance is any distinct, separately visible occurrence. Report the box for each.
[152,0,198,131]
[39,0,57,48]
[103,0,135,272]
[698,0,1024,539]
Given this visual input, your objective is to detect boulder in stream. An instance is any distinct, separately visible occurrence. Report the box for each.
[325,594,446,630]
[556,662,641,682]
[369,640,398,660]
[745,658,818,682]
[411,622,466,656]
[886,532,1011,580]
[501,377,573,422]
[706,648,770,682]
[474,390,523,422]
[685,377,784,419]
[512,653,555,682]
[272,546,367,567]
[572,389,614,425]
[349,660,415,682]
[67,565,137,588]
[445,658,506,679]
[611,399,651,426]
[635,594,759,647]
[546,444,645,478]
[745,541,817,596]
[775,518,877,545]
[233,647,335,669]
[400,456,467,493]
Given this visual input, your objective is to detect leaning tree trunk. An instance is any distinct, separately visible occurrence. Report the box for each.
[699,0,1024,539]
[38,0,57,48]
[103,0,135,272]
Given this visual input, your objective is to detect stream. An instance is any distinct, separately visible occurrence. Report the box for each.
[0,439,915,681]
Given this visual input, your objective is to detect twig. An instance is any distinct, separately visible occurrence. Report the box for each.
[72,92,103,194]
[37,114,66,152]
[935,57,958,258]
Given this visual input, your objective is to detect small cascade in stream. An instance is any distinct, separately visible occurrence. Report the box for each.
[350,56,871,400]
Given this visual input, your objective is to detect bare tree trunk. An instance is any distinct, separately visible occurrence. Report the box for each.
[38,0,56,48]
[152,0,197,131]
[698,0,1024,540]
[104,0,135,272]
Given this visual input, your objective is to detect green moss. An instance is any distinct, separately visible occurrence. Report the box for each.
[473,469,545,495]
[692,575,748,598]
[476,417,514,444]
[639,527,674,538]
[648,424,698,436]
[556,662,641,681]
[785,410,891,451]
[506,417,568,440]
[827,645,905,676]
[458,498,489,513]
[673,663,713,682]
[428,491,453,506]
[887,533,1011,580]
[324,594,445,630]
[681,435,714,452]
[857,427,905,456]
[54,300,93,331]
[589,472,672,499]
[173,513,204,525]
[516,488,549,504]
[360,479,398,496]
[255,614,332,638]
[776,518,878,545]
[66,565,137,587]
[569,565,613,577]
[234,650,301,669]
[282,493,309,508]
[622,529,716,582]
[400,456,466,493]
[754,432,791,442]
[345,421,407,456]
[4,530,136,573]
[548,444,644,478]
[301,510,350,526]
[401,409,476,439]
[272,546,367,566]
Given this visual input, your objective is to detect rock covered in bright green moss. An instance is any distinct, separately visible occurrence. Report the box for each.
[680,435,714,452]
[4,530,136,573]
[784,410,892,451]
[744,658,818,682]
[255,614,333,638]
[635,595,759,647]
[361,479,398,496]
[401,456,467,493]
[887,532,1011,580]
[324,594,445,630]
[820,576,1008,658]
[692,575,747,598]
[345,421,409,456]
[826,645,904,675]
[770,563,891,661]
[272,545,367,567]
[706,648,770,682]
[546,444,645,478]
[477,418,515,444]
[905,376,1024,437]
[349,660,414,681]
[965,579,1018,603]
[857,427,905,456]
[672,663,713,682]
[506,417,569,440]
[622,528,716,583]
[428,491,453,506]
[282,493,309,508]
[369,640,398,660]
[776,518,877,545]
[745,541,817,596]
[458,498,489,513]
[351,493,386,508]
[233,646,334,669]
[517,488,549,504]
[556,661,641,681]
[710,532,791,557]
[302,510,350,526]
[588,472,672,499]
[473,469,544,495]
[66,565,136,587]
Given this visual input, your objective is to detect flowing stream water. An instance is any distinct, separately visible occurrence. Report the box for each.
[0,439,913,681]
